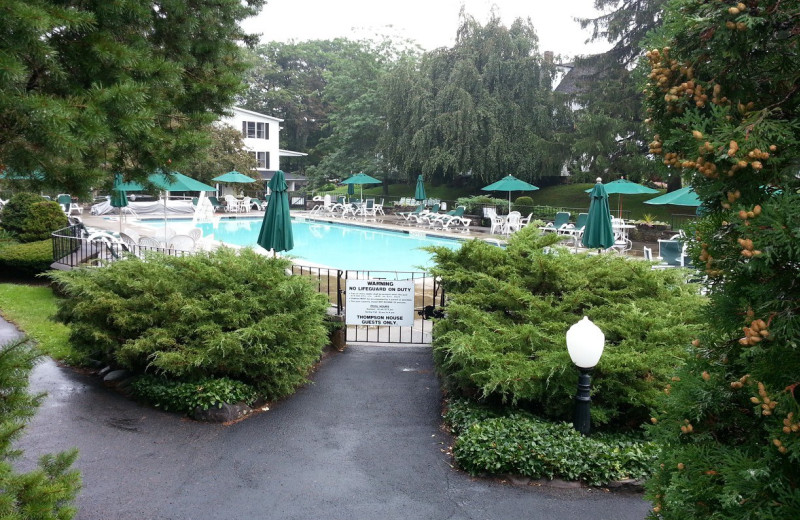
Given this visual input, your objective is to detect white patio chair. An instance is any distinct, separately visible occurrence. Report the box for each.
[224,194,240,213]
[168,234,196,253]
[502,211,523,234]
[484,207,505,235]
[188,228,202,241]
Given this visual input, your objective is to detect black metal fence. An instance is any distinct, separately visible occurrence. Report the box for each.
[51,225,193,269]
[290,265,444,344]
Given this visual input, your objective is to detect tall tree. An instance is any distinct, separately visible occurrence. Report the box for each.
[180,125,256,187]
[642,1,800,518]
[565,1,667,182]
[309,39,418,187]
[381,13,572,186]
[0,0,265,194]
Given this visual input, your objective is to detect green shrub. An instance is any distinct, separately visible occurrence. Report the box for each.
[49,248,330,401]
[17,201,68,242]
[130,375,258,414]
[0,239,53,276]
[427,229,706,429]
[512,196,534,214]
[455,195,509,215]
[0,192,48,240]
[451,410,657,486]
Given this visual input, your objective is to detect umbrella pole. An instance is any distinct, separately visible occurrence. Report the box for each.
[163,191,168,244]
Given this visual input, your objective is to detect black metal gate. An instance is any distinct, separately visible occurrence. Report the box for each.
[290,266,444,344]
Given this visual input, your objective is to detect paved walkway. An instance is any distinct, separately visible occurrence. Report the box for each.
[4,313,649,519]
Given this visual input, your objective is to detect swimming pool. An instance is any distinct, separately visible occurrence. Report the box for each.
[148,218,464,272]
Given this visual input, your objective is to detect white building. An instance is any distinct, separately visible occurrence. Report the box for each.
[219,106,308,191]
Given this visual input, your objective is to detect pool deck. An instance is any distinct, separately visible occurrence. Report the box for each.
[79,206,658,258]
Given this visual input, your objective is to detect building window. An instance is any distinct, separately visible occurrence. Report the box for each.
[242,121,268,139]
[252,151,269,169]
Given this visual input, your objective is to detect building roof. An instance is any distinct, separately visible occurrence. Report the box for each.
[232,106,283,123]
[279,149,308,158]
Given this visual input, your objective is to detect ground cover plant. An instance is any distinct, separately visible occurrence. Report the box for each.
[49,248,330,403]
[444,399,658,486]
[427,229,706,430]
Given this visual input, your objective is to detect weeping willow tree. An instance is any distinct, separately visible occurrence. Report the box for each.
[380,12,573,186]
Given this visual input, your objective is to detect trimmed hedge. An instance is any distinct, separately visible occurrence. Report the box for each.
[427,228,706,429]
[49,248,330,401]
[0,239,53,276]
[19,201,69,242]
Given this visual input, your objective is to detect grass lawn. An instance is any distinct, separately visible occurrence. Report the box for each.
[0,283,72,360]
[321,182,694,222]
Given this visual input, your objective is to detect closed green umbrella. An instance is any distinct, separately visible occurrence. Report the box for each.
[110,173,130,234]
[644,186,701,207]
[414,174,426,202]
[582,179,615,250]
[586,178,658,218]
[482,174,539,214]
[347,183,355,196]
[257,170,294,257]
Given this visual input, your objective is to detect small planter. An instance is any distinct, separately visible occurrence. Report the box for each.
[632,224,671,242]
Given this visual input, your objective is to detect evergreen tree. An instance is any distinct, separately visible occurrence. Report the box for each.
[381,13,572,186]
[0,339,80,518]
[0,0,265,195]
[567,1,667,181]
[642,1,800,518]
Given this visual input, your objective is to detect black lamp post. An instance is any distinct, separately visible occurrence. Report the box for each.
[566,316,605,435]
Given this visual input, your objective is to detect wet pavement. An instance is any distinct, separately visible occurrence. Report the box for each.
[7,319,651,520]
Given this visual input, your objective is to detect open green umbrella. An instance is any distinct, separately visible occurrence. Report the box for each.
[342,172,381,200]
[257,170,294,257]
[482,174,539,213]
[586,178,658,218]
[582,179,615,250]
[212,171,256,184]
[414,174,426,202]
[644,186,701,207]
[342,172,381,217]
[148,170,215,192]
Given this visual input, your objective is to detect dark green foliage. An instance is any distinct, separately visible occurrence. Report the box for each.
[428,229,705,428]
[642,2,800,518]
[454,195,508,215]
[445,399,657,486]
[0,193,47,240]
[0,339,81,518]
[130,376,258,414]
[0,240,53,276]
[49,248,329,401]
[511,196,534,214]
[18,202,68,243]
[380,13,573,186]
[0,0,265,194]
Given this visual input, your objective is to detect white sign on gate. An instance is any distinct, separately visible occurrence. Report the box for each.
[346,279,415,326]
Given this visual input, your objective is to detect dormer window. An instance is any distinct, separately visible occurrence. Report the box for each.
[242,121,268,139]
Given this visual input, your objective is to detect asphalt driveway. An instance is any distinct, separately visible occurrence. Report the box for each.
[16,338,650,520]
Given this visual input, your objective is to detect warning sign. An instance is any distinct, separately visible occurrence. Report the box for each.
[346,279,415,326]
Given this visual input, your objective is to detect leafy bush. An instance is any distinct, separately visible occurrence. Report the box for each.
[455,195,509,215]
[49,248,330,401]
[18,201,68,242]
[445,399,657,486]
[131,375,258,414]
[512,196,534,214]
[0,239,54,276]
[427,229,706,429]
[0,192,49,240]
[0,339,81,518]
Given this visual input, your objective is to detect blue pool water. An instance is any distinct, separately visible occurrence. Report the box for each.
[148,218,464,271]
